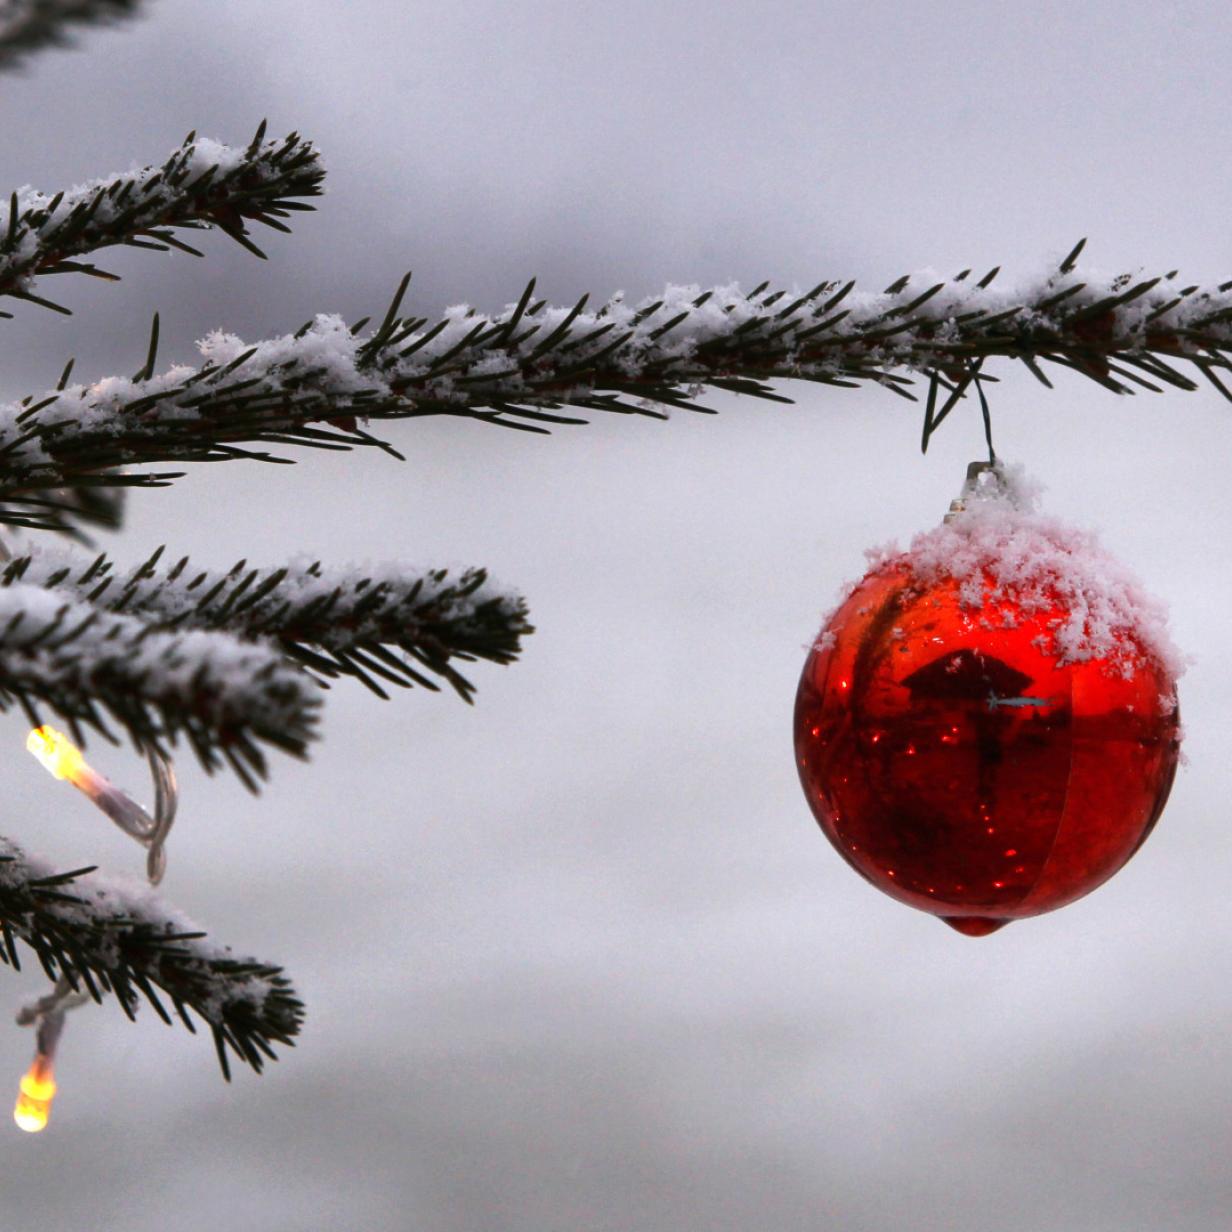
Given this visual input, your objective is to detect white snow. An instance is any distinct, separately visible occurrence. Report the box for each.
[885,464,1183,676]
[0,579,319,734]
[198,315,377,399]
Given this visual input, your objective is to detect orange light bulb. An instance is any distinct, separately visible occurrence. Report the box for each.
[26,726,86,783]
[13,1056,56,1133]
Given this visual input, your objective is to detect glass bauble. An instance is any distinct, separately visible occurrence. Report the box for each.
[793,485,1181,935]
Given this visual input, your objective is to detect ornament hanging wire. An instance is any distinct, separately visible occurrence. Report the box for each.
[920,358,997,464]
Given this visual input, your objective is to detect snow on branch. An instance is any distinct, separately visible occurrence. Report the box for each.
[0,124,322,316]
[0,246,1229,511]
[7,547,534,702]
[0,576,319,785]
[0,837,301,1076]
[0,0,140,71]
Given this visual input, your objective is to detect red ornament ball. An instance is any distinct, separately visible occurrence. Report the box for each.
[794,474,1181,936]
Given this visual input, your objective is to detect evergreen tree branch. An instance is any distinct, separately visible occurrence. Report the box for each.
[0,0,140,71]
[8,357,129,543]
[0,248,1225,509]
[7,547,533,702]
[0,838,301,1076]
[0,125,323,317]
[17,484,125,543]
[0,578,319,784]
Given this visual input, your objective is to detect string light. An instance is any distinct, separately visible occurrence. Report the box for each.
[26,726,177,884]
[13,732,180,1130]
[14,1057,55,1133]
[12,979,88,1133]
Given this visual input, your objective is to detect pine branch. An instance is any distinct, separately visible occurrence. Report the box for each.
[0,0,141,71]
[6,358,129,542]
[14,483,125,543]
[0,578,319,783]
[7,547,533,702]
[0,125,323,316]
[0,838,301,1077]
[0,250,1225,508]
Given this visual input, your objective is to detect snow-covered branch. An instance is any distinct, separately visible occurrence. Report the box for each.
[0,247,1229,516]
[0,837,301,1076]
[0,125,322,316]
[0,0,140,70]
[7,547,533,702]
[0,575,319,784]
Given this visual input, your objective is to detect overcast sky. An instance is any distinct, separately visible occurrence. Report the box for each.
[1,3,1231,1230]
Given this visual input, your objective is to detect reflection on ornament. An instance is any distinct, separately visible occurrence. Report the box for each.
[794,464,1181,935]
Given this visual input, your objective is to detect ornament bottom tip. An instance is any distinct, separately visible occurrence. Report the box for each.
[940,915,1010,937]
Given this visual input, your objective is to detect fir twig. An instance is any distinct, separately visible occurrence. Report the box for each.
[0,578,319,778]
[0,0,142,71]
[0,126,323,313]
[11,483,125,543]
[8,549,533,702]
[0,250,1228,514]
[0,838,301,1077]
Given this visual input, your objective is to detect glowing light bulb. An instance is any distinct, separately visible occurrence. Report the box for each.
[26,726,87,783]
[26,725,119,824]
[13,1056,55,1133]
[24,728,176,884]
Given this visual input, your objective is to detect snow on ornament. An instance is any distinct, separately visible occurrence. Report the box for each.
[793,462,1182,936]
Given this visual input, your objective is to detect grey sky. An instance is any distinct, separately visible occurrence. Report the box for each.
[1,3,1230,1229]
